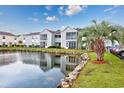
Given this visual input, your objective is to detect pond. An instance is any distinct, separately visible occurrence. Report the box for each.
[0,52,80,88]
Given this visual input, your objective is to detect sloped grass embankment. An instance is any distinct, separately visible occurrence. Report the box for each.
[72,52,124,88]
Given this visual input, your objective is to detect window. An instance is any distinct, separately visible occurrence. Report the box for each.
[45,42,47,46]
[18,41,23,44]
[41,34,47,40]
[55,35,61,38]
[66,42,68,47]
[66,32,77,40]
[3,36,6,39]
[68,41,76,49]
[55,42,61,46]
[14,37,16,40]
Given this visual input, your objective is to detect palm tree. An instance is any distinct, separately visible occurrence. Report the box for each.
[78,20,119,61]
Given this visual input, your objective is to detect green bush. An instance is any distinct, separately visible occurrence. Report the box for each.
[20,45,26,47]
[81,46,86,50]
[35,45,40,48]
[15,45,26,47]
[2,45,8,47]
[12,45,15,47]
[29,45,32,47]
[48,46,61,49]
[16,45,20,47]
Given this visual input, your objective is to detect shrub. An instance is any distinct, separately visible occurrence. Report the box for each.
[15,45,26,47]
[20,45,25,47]
[35,45,40,48]
[29,45,32,47]
[2,45,8,47]
[48,46,61,49]
[16,45,20,47]
[81,46,86,50]
[12,45,15,47]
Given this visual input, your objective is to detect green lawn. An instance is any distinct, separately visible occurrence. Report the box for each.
[72,52,124,88]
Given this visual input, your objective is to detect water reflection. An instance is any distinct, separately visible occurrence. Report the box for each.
[20,52,80,75]
[0,52,80,88]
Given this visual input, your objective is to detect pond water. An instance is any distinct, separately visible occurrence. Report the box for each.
[0,52,80,88]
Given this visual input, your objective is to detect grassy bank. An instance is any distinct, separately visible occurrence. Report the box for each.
[72,52,124,88]
[0,47,82,54]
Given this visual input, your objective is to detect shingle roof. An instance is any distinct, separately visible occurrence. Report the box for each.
[44,29,56,33]
[42,29,61,34]
[54,30,61,34]
[23,32,40,36]
[0,31,15,36]
[74,28,83,31]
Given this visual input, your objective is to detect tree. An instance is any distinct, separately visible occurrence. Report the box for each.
[78,20,119,61]
[112,25,124,45]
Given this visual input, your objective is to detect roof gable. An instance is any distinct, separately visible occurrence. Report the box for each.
[0,31,15,36]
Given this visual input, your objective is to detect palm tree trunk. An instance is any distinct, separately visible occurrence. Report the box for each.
[94,38,106,61]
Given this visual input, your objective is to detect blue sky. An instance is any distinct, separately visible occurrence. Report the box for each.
[0,5,124,34]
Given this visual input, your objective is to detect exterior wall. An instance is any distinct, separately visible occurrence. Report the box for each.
[6,36,15,45]
[23,34,40,46]
[0,35,2,45]
[23,35,32,46]
[0,35,15,46]
[32,34,40,46]
[40,29,53,48]
[16,35,24,45]
[61,27,78,49]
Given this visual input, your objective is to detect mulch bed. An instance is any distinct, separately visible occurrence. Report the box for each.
[92,60,108,64]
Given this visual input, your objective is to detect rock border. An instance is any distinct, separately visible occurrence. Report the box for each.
[57,53,90,88]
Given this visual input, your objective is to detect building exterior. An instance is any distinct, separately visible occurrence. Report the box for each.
[0,27,79,48]
[0,31,15,46]
[40,29,54,48]
[23,32,40,47]
[1,27,119,49]
[16,35,24,45]
[61,27,78,49]
[1,26,119,49]
[39,27,79,49]
[53,30,61,47]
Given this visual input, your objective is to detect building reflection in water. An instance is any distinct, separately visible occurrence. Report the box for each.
[0,52,17,66]
[0,52,80,75]
[20,52,80,75]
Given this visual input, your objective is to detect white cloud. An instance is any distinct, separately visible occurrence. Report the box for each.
[46,16,58,22]
[28,17,39,22]
[65,5,88,16]
[61,26,65,30]
[104,5,120,12]
[59,6,64,16]
[43,12,48,16]
[59,6,64,10]
[45,5,52,11]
